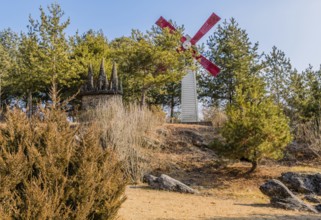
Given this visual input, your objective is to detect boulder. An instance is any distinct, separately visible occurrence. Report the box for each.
[280,172,321,195]
[260,179,318,213]
[143,174,198,194]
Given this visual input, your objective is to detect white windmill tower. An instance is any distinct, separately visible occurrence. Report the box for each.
[156,13,221,122]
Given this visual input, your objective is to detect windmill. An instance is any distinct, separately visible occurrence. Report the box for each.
[155,13,221,122]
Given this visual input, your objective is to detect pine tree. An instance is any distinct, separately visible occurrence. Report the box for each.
[218,75,292,173]
[34,3,77,98]
[286,69,307,125]
[0,44,11,107]
[71,30,111,85]
[286,66,321,126]
[111,26,193,106]
[304,66,321,127]
[12,19,46,115]
[4,4,78,102]
[204,19,292,172]
[198,18,263,106]
[0,28,19,59]
[0,29,19,106]
[148,81,182,120]
[263,46,292,108]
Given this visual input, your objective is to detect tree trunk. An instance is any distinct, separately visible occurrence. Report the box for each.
[246,160,258,175]
[140,88,146,107]
[170,94,174,123]
[27,91,33,118]
[51,80,58,109]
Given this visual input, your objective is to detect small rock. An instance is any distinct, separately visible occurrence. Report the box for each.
[143,174,198,194]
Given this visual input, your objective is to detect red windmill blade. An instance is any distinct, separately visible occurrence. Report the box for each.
[155,16,177,33]
[155,16,187,43]
[155,13,221,77]
[190,13,221,45]
[195,54,220,77]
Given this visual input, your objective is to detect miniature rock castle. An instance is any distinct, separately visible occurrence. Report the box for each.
[80,59,122,110]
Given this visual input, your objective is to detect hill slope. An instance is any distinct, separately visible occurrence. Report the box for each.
[120,123,321,220]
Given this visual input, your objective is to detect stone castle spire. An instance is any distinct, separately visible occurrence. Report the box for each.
[98,58,108,90]
[80,59,123,110]
[82,60,122,94]
[109,62,119,92]
[87,64,94,90]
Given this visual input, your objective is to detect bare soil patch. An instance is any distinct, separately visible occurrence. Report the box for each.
[119,185,320,220]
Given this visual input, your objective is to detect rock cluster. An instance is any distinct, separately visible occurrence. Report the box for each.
[260,172,321,213]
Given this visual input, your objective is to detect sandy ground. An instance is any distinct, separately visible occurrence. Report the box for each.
[119,185,320,220]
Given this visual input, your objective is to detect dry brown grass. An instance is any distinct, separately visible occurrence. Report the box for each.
[81,98,164,183]
[202,106,227,128]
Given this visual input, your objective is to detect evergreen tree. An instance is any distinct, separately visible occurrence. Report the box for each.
[0,28,19,59]
[3,4,79,105]
[11,19,47,114]
[263,46,292,108]
[286,66,321,124]
[0,29,19,105]
[148,81,181,120]
[34,3,77,98]
[204,18,292,173]
[286,69,307,125]
[284,65,321,151]
[111,26,193,106]
[217,75,292,173]
[71,29,111,83]
[304,66,321,127]
[198,18,263,106]
[0,44,11,107]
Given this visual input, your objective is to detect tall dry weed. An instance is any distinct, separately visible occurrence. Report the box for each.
[203,106,227,128]
[81,98,163,183]
[0,106,126,220]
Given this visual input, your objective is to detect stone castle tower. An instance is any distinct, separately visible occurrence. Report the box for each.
[80,59,122,109]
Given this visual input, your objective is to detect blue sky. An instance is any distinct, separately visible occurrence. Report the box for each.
[0,0,320,72]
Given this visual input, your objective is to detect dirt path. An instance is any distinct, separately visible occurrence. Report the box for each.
[119,186,320,220]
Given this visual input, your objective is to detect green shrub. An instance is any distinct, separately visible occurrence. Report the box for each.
[0,107,126,219]
[216,81,292,173]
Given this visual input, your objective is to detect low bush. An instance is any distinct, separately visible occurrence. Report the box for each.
[0,106,126,219]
